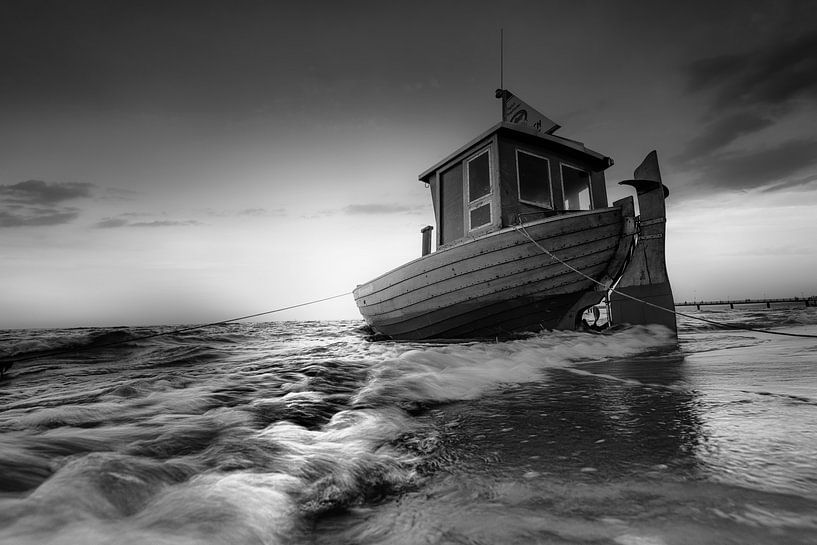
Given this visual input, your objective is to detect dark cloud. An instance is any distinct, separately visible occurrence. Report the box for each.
[200,207,286,217]
[677,31,817,193]
[761,173,817,193]
[673,112,775,165]
[237,208,285,217]
[93,216,204,228]
[342,203,423,215]
[0,180,95,205]
[308,203,423,218]
[130,220,204,228]
[685,54,744,94]
[93,217,129,229]
[101,187,140,201]
[683,137,817,192]
[0,180,94,228]
[686,31,817,112]
[0,208,80,227]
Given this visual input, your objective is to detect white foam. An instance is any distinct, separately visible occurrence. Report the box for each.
[353,326,674,406]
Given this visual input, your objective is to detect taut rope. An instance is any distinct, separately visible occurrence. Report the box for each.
[514,223,817,339]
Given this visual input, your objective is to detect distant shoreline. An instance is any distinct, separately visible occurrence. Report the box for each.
[675,297,816,308]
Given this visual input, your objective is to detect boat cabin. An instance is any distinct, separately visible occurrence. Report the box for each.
[419,120,614,250]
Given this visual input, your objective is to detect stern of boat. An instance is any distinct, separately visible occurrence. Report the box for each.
[608,151,677,333]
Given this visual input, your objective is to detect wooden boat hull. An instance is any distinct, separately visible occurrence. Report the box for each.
[354,201,636,340]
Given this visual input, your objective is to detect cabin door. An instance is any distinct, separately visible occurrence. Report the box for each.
[439,163,464,245]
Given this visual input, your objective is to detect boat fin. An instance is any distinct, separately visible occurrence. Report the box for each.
[609,150,677,334]
[619,150,670,198]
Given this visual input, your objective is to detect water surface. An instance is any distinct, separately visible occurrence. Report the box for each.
[1,307,816,544]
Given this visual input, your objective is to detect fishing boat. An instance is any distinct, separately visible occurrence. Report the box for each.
[354,90,676,340]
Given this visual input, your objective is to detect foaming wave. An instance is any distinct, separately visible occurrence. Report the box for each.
[0,328,147,361]
[0,458,299,545]
[353,325,675,407]
[131,471,303,544]
[257,408,421,513]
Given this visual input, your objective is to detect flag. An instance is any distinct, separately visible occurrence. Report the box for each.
[495,89,560,134]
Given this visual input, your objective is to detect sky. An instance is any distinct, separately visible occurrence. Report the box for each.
[1,0,816,328]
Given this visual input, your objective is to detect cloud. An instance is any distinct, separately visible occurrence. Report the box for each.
[672,112,774,165]
[307,203,424,218]
[0,180,95,228]
[100,187,140,201]
[93,216,204,228]
[0,208,80,227]
[237,207,285,217]
[130,220,204,227]
[93,217,130,229]
[200,207,286,217]
[676,31,817,194]
[0,180,95,205]
[682,137,817,192]
[686,31,817,113]
[342,203,424,215]
[761,173,817,193]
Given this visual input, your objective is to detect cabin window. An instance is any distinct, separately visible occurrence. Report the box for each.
[466,149,493,230]
[468,151,491,201]
[469,203,491,228]
[516,150,552,208]
[561,164,592,210]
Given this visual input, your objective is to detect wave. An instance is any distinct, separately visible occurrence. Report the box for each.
[2,316,813,544]
[0,327,154,364]
[352,324,676,409]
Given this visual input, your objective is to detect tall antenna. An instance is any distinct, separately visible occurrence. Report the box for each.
[499,28,504,90]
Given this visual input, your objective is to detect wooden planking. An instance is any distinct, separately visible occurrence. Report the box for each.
[400,293,584,339]
[434,293,589,339]
[388,294,583,340]
[358,220,621,310]
[364,208,620,296]
[367,260,610,333]
[362,249,612,323]
[359,233,619,316]
[354,207,622,299]
[369,269,609,339]
[355,208,622,304]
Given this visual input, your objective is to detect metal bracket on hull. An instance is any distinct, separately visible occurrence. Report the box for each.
[555,196,637,330]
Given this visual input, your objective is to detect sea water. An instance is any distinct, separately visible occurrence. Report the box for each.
[1,306,816,544]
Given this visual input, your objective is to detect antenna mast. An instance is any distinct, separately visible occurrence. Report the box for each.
[499,28,504,90]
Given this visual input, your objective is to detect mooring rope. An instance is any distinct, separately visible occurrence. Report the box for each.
[1,291,353,368]
[514,223,817,339]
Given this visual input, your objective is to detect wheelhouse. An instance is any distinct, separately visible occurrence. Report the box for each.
[419,121,614,249]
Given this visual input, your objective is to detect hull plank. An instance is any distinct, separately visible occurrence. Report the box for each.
[354,205,633,340]
[359,225,621,314]
[366,252,612,324]
[357,209,621,298]
[373,274,609,339]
